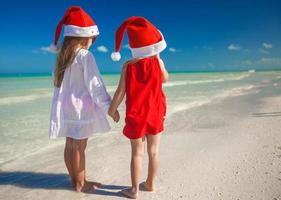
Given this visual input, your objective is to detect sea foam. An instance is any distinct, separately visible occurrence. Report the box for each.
[167,84,258,117]
[164,73,251,88]
[0,93,52,106]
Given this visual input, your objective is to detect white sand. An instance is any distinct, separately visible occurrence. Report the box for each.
[1,87,281,199]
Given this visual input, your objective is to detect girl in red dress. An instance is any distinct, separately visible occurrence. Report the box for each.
[108,16,169,199]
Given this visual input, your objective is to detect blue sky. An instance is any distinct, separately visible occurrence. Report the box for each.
[0,0,281,73]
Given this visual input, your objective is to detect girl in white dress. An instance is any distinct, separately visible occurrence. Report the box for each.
[49,6,119,192]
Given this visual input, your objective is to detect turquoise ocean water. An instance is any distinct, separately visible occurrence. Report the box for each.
[0,71,281,167]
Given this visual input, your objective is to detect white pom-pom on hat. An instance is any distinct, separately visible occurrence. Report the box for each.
[111,52,121,61]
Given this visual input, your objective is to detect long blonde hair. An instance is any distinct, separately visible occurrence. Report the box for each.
[54,36,91,87]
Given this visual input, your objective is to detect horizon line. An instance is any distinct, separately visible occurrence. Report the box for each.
[0,69,280,78]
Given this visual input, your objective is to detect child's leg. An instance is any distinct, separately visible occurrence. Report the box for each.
[64,137,75,187]
[145,133,161,191]
[121,137,145,198]
[130,138,145,191]
[72,138,88,192]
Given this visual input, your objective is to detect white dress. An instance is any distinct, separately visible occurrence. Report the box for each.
[49,49,111,139]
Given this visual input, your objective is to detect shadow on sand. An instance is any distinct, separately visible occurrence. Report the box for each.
[252,111,281,117]
[0,171,127,197]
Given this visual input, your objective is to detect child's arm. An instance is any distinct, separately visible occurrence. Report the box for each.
[108,63,127,122]
[157,55,169,83]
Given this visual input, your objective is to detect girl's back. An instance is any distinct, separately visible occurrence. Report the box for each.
[55,49,98,120]
[50,49,111,139]
[124,56,166,139]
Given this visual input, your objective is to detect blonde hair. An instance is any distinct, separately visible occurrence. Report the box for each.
[54,36,92,87]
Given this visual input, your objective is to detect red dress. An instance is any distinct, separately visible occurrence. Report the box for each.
[123,56,166,139]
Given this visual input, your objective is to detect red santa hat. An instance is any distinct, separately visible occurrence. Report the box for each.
[53,6,99,49]
[111,16,167,61]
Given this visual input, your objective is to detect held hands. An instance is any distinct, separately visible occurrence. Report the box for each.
[108,110,120,123]
[107,65,126,124]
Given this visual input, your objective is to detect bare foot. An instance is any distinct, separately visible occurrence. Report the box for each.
[84,177,102,188]
[92,181,103,188]
[76,181,97,193]
[121,188,138,199]
[139,182,155,192]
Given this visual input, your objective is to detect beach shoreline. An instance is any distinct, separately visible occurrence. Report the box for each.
[1,73,281,200]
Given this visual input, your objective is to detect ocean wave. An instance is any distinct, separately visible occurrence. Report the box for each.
[225,73,251,81]
[0,93,52,106]
[164,73,251,88]
[167,84,258,117]
[215,85,257,99]
[0,86,117,106]
[164,79,225,87]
